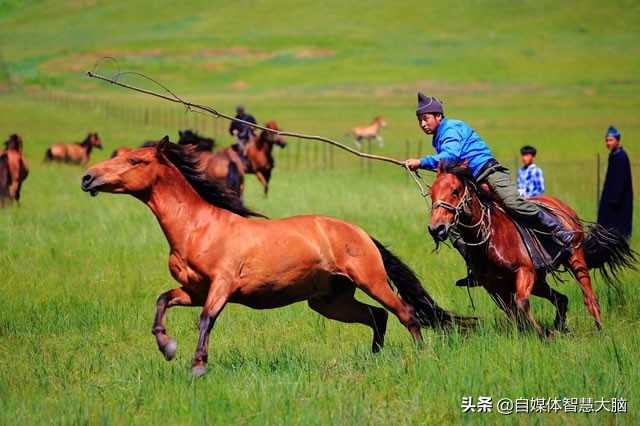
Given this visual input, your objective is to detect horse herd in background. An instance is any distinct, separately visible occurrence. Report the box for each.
[0,118,288,206]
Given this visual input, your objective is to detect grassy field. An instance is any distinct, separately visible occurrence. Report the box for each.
[1,1,640,424]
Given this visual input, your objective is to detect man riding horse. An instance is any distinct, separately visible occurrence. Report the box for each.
[405,93,574,288]
[229,105,257,160]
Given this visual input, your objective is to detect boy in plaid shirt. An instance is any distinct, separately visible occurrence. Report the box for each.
[517,145,545,198]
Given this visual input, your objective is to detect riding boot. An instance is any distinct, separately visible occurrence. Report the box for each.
[534,209,574,262]
[452,238,481,288]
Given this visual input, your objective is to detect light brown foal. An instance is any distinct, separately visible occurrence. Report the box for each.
[45,132,103,164]
[350,116,386,149]
[82,138,470,376]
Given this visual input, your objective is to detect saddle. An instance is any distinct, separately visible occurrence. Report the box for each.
[477,183,564,271]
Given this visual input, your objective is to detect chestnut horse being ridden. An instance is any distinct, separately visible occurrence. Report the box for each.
[81,138,472,376]
[350,116,387,149]
[428,163,635,336]
[244,120,286,195]
[0,134,29,206]
[45,132,103,164]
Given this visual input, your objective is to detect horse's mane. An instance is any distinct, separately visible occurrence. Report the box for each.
[440,161,497,203]
[160,141,264,218]
[178,130,215,151]
[441,161,474,182]
[79,133,94,146]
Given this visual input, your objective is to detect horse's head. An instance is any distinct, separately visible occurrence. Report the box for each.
[82,136,170,197]
[428,161,474,242]
[86,132,103,150]
[5,134,23,151]
[263,121,286,148]
[374,116,387,128]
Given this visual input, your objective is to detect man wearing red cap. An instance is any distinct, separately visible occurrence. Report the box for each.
[405,93,574,287]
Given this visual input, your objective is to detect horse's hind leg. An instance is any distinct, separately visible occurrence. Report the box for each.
[255,171,269,195]
[346,268,423,345]
[514,268,547,338]
[152,287,202,361]
[308,280,388,353]
[568,248,602,330]
[532,278,569,332]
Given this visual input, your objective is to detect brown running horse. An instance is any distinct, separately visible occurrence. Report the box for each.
[0,134,29,206]
[428,162,635,337]
[81,138,472,376]
[45,132,103,164]
[243,120,286,195]
[349,116,387,149]
[193,146,245,195]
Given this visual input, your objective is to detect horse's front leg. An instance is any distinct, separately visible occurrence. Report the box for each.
[192,279,231,377]
[514,268,547,338]
[255,171,269,196]
[152,287,201,360]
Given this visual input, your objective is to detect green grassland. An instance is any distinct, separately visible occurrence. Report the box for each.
[1,1,640,424]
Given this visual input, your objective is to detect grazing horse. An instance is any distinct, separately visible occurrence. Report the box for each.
[350,116,387,149]
[81,138,472,376]
[244,120,286,195]
[45,132,103,164]
[0,134,29,206]
[428,162,635,336]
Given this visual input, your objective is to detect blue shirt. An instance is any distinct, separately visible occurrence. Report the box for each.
[419,118,494,177]
[517,163,545,197]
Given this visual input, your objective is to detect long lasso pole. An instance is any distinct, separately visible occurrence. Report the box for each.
[85,69,433,203]
[86,71,406,166]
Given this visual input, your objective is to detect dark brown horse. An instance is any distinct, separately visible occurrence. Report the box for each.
[244,120,286,195]
[45,132,103,164]
[81,138,471,376]
[111,131,215,159]
[0,134,29,206]
[428,162,635,336]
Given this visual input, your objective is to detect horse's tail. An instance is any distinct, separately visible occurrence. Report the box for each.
[371,237,476,329]
[226,161,242,195]
[583,224,637,286]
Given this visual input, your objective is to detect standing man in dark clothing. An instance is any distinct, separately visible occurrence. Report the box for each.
[598,126,633,238]
[229,105,257,156]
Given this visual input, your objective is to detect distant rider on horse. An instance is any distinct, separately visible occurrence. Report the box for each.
[229,105,257,159]
[405,93,574,287]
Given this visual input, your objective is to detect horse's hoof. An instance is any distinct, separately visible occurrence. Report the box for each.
[163,339,177,361]
[192,365,207,378]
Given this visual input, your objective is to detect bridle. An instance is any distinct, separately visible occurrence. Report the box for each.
[431,180,492,247]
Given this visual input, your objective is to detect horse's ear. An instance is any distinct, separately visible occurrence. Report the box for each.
[156,136,170,154]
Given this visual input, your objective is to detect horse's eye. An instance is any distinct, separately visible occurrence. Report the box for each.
[452,189,459,197]
[128,158,142,165]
